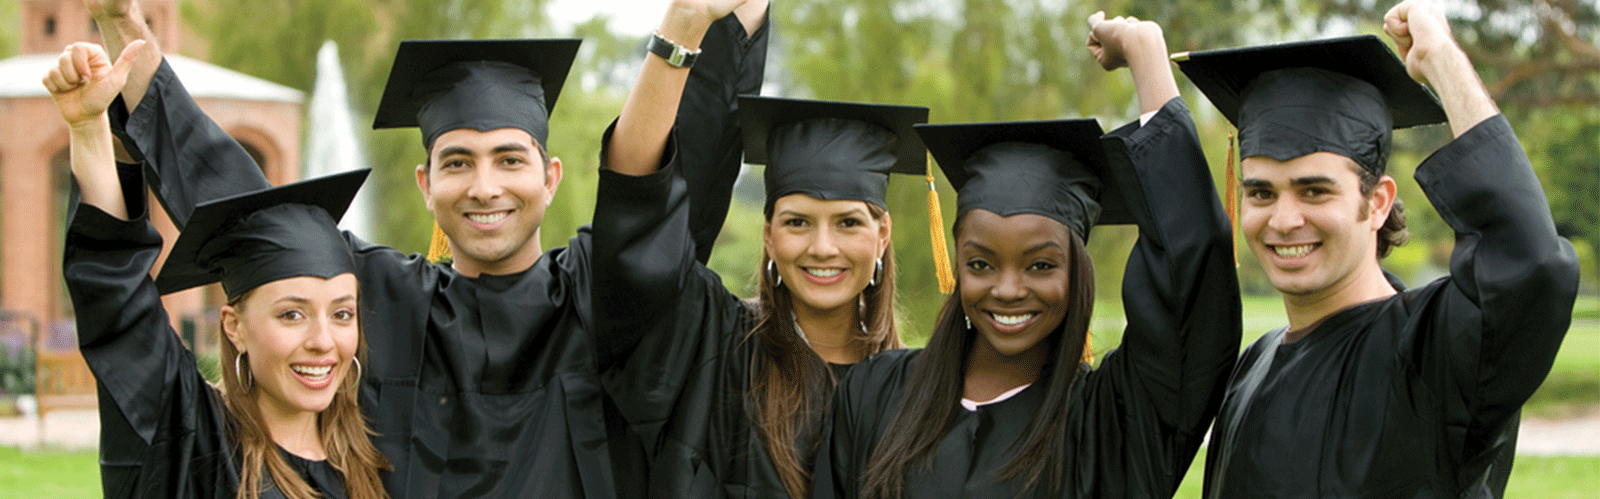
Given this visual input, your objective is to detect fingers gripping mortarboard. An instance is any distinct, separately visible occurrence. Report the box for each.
[155,170,369,301]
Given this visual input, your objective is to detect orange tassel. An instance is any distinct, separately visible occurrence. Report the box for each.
[427,222,452,263]
[1225,132,1239,268]
[1081,335,1095,365]
[927,174,954,294]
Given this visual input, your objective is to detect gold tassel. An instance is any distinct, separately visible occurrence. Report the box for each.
[927,174,954,294]
[1225,132,1239,267]
[1081,335,1095,365]
[427,222,452,263]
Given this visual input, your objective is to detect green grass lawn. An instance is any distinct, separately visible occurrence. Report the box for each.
[0,446,100,498]
[4,444,1593,497]
[1168,448,1600,498]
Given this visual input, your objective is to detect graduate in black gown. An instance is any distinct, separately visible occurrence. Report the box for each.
[1172,2,1580,496]
[84,0,768,496]
[815,14,1241,498]
[600,74,930,495]
[49,40,388,499]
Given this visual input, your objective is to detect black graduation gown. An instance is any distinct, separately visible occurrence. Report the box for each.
[102,13,762,499]
[63,172,347,499]
[815,98,1242,499]
[1202,116,1580,498]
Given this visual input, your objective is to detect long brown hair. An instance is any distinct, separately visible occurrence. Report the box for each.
[750,201,902,499]
[859,216,1095,499]
[220,289,390,499]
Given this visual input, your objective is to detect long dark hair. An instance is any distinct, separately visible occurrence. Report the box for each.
[859,216,1095,499]
[749,202,902,499]
[220,289,390,499]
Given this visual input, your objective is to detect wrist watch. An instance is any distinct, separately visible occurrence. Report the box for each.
[648,30,700,68]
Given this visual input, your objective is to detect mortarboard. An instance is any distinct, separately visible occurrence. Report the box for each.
[738,96,929,212]
[155,169,369,301]
[373,39,581,151]
[916,119,1130,241]
[1173,35,1447,175]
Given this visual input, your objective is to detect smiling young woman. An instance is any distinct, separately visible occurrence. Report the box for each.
[816,15,1241,498]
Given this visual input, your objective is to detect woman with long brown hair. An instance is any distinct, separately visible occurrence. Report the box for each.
[815,14,1241,498]
[49,41,387,499]
[594,9,925,491]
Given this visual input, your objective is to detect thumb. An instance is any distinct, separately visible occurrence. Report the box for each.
[108,39,147,83]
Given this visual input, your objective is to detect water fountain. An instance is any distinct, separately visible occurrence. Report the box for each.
[304,40,374,240]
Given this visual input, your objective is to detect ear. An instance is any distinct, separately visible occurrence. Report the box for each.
[220,305,246,354]
[543,156,564,206]
[415,163,433,211]
[1369,175,1398,230]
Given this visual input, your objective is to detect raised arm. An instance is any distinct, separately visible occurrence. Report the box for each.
[1386,0,1579,427]
[677,1,769,261]
[1084,13,1241,492]
[87,0,270,228]
[85,0,161,114]
[593,0,760,367]
[51,43,217,494]
[44,41,145,220]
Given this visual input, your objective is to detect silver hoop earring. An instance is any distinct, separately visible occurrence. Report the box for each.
[869,258,883,287]
[352,358,362,382]
[767,260,782,287]
[234,353,254,391]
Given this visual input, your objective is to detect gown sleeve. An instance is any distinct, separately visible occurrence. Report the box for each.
[1079,96,1242,494]
[1408,115,1579,438]
[64,166,238,498]
[106,58,273,229]
[676,10,769,262]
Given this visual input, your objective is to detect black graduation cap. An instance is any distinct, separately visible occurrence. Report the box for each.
[154,169,369,301]
[1173,35,1446,175]
[916,119,1130,240]
[373,39,581,151]
[738,96,929,211]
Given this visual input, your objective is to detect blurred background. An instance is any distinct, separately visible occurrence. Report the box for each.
[0,0,1593,497]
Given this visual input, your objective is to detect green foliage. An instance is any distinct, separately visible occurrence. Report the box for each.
[0,0,17,56]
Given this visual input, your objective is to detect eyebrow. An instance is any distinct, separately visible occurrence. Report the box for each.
[959,240,1063,255]
[1241,176,1338,189]
[436,143,530,158]
[492,143,530,155]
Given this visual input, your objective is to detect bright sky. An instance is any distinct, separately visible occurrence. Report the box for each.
[546,0,666,34]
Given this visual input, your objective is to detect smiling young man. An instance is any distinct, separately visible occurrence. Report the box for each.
[85,0,768,497]
[1176,1,1580,497]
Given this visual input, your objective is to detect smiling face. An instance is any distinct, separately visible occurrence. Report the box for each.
[763,194,891,318]
[1241,151,1394,302]
[223,274,361,420]
[955,210,1074,362]
[416,127,562,276]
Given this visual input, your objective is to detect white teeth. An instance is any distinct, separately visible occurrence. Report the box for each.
[468,212,508,224]
[1273,244,1315,258]
[292,364,332,378]
[991,313,1035,326]
[805,268,842,278]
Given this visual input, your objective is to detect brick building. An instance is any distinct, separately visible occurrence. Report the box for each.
[0,0,303,407]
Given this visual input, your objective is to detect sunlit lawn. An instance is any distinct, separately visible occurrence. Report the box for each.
[3,444,1595,498]
[1169,448,1600,498]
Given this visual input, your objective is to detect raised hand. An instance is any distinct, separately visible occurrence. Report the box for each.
[1383,0,1458,84]
[1087,11,1164,71]
[42,40,147,127]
